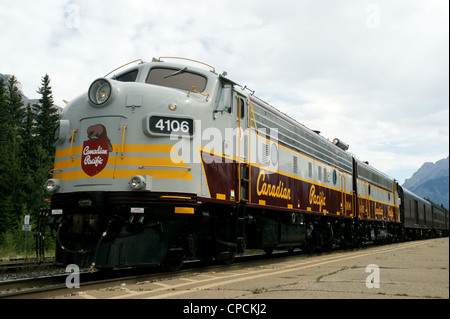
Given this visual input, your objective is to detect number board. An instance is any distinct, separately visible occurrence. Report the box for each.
[149,116,194,136]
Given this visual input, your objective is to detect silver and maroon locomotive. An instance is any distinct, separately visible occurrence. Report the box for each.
[42,57,448,271]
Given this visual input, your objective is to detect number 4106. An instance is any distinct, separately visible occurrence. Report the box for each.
[155,118,190,133]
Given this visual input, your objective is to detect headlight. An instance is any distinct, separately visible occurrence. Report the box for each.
[88,78,112,105]
[45,179,61,194]
[130,175,146,190]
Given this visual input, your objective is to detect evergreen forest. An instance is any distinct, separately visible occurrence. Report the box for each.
[0,74,59,257]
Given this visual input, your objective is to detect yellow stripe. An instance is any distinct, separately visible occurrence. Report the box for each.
[55,144,177,159]
[161,196,192,200]
[54,156,186,171]
[115,156,187,168]
[53,168,193,181]
[52,143,190,181]
[53,169,115,180]
[118,143,178,154]
[174,207,195,214]
[55,145,83,159]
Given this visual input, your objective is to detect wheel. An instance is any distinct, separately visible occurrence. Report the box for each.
[222,250,236,265]
[162,251,185,272]
[304,238,316,253]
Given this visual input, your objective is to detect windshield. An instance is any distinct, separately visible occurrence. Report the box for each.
[146,67,207,92]
[115,69,139,82]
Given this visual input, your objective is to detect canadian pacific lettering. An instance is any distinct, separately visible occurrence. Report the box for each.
[309,185,326,211]
[256,169,291,200]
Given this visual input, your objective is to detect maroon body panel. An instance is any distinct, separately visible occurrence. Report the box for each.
[200,150,398,223]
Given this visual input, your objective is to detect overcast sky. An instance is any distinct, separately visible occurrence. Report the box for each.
[0,0,448,184]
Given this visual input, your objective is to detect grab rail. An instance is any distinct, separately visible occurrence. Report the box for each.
[104,59,144,78]
[69,129,77,160]
[121,125,127,158]
[187,86,209,101]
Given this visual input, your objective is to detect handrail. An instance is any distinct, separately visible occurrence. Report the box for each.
[248,98,258,134]
[104,59,144,78]
[158,57,215,73]
[120,125,127,158]
[69,129,77,160]
[187,86,209,101]
[238,97,242,203]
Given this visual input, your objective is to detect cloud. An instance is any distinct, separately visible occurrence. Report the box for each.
[1,0,448,184]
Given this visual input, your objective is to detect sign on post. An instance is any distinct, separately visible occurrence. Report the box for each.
[22,215,31,258]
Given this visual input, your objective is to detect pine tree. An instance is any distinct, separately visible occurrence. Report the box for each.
[0,77,7,132]
[34,74,59,156]
[5,76,25,134]
[21,103,36,162]
[0,77,9,234]
[21,103,45,214]
[0,76,25,234]
[0,74,59,251]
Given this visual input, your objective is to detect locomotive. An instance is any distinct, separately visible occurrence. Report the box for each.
[41,57,449,271]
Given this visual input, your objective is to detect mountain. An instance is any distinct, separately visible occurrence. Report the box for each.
[402,156,449,209]
[1,73,40,106]
[1,73,61,111]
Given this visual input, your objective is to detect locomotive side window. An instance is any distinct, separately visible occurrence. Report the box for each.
[146,67,207,92]
[236,97,245,119]
[414,200,419,224]
[217,85,232,113]
[115,69,139,82]
[423,204,427,225]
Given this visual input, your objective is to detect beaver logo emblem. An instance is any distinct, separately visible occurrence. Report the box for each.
[81,124,112,176]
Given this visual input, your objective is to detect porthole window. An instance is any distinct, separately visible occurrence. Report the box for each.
[333,169,337,185]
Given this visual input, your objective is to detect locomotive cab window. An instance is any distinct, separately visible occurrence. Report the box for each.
[217,84,232,114]
[236,97,245,119]
[115,69,139,82]
[146,67,207,92]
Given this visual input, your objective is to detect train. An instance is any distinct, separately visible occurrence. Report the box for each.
[40,57,449,271]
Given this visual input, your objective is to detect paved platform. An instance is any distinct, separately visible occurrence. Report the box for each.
[54,237,449,300]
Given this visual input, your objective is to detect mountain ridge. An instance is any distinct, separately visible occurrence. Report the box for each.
[402,156,449,209]
[1,73,61,111]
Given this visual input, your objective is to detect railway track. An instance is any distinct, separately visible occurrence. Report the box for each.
[0,249,303,299]
[0,257,55,272]
[1,238,442,299]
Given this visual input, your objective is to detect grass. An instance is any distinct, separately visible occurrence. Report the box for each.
[0,228,56,261]
[316,266,351,282]
[252,287,268,294]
